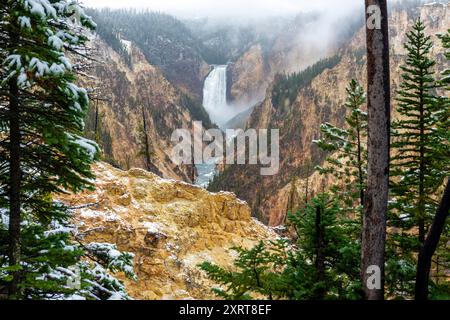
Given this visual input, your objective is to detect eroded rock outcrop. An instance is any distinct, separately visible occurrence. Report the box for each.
[59,163,277,300]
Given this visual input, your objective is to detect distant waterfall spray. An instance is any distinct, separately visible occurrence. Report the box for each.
[195,65,229,187]
[203,65,228,127]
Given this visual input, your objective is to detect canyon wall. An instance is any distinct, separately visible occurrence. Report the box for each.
[210,3,450,225]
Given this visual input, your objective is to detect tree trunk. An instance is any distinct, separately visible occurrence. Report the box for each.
[94,95,99,141]
[418,87,425,244]
[315,205,325,299]
[141,106,151,171]
[8,78,21,299]
[356,115,365,208]
[361,0,391,301]
[415,180,450,300]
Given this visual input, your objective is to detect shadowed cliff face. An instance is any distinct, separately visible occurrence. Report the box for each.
[226,8,364,109]
[87,10,212,100]
[59,163,277,300]
[81,38,211,182]
[209,4,450,225]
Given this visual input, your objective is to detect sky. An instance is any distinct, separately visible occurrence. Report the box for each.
[81,0,363,19]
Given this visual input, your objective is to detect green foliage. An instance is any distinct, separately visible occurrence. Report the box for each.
[271,55,341,110]
[200,241,290,300]
[0,211,135,300]
[315,79,367,216]
[388,19,450,299]
[0,0,134,299]
[201,194,362,300]
[94,20,132,68]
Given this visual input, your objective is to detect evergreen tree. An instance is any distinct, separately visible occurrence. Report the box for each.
[413,28,450,301]
[0,0,134,299]
[288,194,361,300]
[271,55,341,109]
[315,79,367,218]
[388,19,449,298]
[200,240,290,300]
[201,193,362,300]
[137,106,158,174]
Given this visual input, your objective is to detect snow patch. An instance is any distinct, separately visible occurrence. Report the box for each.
[120,39,132,54]
[143,221,164,234]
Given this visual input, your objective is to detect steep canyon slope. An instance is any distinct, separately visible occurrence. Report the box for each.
[209,3,450,225]
[81,37,211,182]
[59,163,277,300]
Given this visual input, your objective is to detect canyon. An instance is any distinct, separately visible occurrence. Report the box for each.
[69,2,449,298]
[209,2,450,225]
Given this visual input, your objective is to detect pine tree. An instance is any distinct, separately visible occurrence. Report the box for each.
[0,0,134,299]
[199,240,290,300]
[201,193,362,300]
[414,28,450,301]
[388,19,449,298]
[288,194,362,300]
[138,106,157,173]
[315,79,367,218]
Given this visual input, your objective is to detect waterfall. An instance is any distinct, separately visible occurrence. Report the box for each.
[195,65,229,187]
[202,65,228,127]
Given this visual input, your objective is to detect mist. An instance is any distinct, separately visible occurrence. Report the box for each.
[82,0,363,20]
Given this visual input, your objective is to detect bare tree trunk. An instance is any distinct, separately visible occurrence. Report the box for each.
[315,204,326,300]
[356,114,365,208]
[94,95,99,141]
[361,0,391,301]
[141,106,152,171]
[8,78,21,299]
[415,180,450,300]
[418,90,426,244]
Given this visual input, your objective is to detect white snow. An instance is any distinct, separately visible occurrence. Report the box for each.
[67,294,86,300]
[59,55,72,70]
[49,63,65,75]
[5,55,22,69]
[79,209,118,222]
[16,69,29,87]
[75,137,97,159]
[86,243,122,260]
[67,134,98,160]
[18,16,31,29]
[26,0,46,17]
[25,0,57,18]
[48,35,64,50]
[29,57,50,77]
[0,208,9,228]
[143,221,164,234]
[120,39,132,54]
[108,292,124,300]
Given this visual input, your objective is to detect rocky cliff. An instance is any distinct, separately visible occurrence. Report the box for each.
[81,38,212,183]
[227,9,362,109]
[209,3,450,225]
[59,162,277,300]
[87,10,211,100]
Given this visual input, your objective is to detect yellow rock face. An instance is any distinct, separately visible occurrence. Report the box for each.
[59,162,276,300]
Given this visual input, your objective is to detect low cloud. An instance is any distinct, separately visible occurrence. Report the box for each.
[82,0,363,19]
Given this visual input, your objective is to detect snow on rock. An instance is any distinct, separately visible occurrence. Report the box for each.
[57,162,277,300]
[120,39,132,54]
